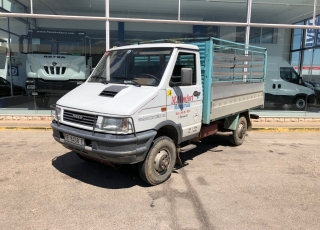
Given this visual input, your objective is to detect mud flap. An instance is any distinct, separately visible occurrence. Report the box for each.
[223,114,239,131]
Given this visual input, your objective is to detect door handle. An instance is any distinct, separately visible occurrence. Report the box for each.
[193,91,201,96]
[278,84,281,89]
[272,84,276,89]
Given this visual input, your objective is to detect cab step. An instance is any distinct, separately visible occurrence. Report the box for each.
[180,144,197,153]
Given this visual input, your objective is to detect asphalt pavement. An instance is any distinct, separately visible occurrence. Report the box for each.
[1,130,320,229]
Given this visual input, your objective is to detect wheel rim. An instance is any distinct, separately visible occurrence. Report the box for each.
[237,122,246,139]
[154,149,171,175]
[296,99,305,109]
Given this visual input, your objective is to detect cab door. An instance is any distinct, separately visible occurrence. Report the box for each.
[166,51,203,140]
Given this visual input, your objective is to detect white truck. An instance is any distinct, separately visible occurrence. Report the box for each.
[19,29,92,108]
[265,57,316,110]
[51,37,267,185]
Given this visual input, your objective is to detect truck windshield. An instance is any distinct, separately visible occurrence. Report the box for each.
[88,48,173,86]
[30,37,84,56]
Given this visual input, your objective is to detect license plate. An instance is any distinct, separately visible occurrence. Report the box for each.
[64,133,85,146]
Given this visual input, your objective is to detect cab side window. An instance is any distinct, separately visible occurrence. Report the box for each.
[172,52,196,85]
[280,67,299,84]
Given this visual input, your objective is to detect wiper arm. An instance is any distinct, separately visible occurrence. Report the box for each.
[89,76,108,85]
[100,79,108,85]
[124,80,141,87]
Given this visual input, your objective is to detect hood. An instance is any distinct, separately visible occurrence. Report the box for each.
[57,83,159,116]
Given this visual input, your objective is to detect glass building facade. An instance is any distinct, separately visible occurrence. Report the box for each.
[0,0,319,116]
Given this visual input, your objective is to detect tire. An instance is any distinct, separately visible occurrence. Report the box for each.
[293,97,306,110]
[229,116,247,146]
[138,136,176,185]
[35,96,49,108]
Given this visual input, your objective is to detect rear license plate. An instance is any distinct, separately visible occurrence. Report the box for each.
[64,133,85,146]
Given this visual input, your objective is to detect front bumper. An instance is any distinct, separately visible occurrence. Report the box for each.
[26,78,84,95]
[51,121,157,164]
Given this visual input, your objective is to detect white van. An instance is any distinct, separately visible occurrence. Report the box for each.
[265,57,316,110]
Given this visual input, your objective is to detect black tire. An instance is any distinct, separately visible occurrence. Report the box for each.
[293,97,306,110]
[138,136,176,185]
[35,96,49,108]
[229,116,247,146]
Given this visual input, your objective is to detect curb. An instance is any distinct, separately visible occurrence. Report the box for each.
[251,127,320,132]
[0,126,52,130]
[1,126,320,132]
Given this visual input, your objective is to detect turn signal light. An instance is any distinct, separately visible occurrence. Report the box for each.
[161,107,167,112]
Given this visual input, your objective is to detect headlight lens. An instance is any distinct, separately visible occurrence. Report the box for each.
[55,107,61,121]
[101,117,132,134]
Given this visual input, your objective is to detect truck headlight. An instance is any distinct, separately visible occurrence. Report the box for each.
[101,117,132,134]
[55,107,61,121]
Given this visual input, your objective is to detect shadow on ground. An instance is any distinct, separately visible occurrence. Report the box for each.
[52,133,233,189]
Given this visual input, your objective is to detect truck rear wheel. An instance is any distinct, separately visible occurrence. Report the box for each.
[138,136,176,185]
[229,116,247,146]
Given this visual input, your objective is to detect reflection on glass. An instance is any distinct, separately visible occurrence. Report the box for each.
[261,28,277,44]
[292,22,303,50]
[291,51,300,75]
[180,0,246,22]
[250,27,261,43]
[251,0,314,24]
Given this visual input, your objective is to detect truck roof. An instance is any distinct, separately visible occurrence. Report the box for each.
[109,43,199,51]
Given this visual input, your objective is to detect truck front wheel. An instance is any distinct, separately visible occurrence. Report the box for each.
[139,136,176,185]
[229,116,247,146]
[293,97,306,110]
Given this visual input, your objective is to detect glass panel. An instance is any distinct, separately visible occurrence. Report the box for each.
[1,0,28,13]
[261,28,277,44]
[292,22,303,50]
[110,0,178,20]
[301,49,313,81]
[0,17,106,115]
[252,0,314,24]
[123,22,191,45]
[180,0,247,22]
[249,27,261,44]
[0,17,10,98]
[235,27,246,43]
[33,0,105,16]
[290,51,301,75]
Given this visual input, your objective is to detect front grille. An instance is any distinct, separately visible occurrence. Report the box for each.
[44,65,66,75]
[63,110,96,127]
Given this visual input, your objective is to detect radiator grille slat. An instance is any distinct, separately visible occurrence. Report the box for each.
[43,65,66,75]
[63,110,95,127]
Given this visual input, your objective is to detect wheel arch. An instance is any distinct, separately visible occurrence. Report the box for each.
[154,120,182,145]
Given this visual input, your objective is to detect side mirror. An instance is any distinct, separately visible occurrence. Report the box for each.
[181,68,193,86]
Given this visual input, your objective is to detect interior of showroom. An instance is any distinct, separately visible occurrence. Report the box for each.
[0,0,319,116]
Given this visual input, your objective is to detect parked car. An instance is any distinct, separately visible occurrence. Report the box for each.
[0,77,26,97]
[265,57,316,110]
[307,81,320,101]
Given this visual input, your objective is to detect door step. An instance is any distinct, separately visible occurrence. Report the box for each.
[180,144,197,153]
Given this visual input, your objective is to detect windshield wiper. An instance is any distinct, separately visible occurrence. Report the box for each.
[124,80,141,87]
[89,76,108,85]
